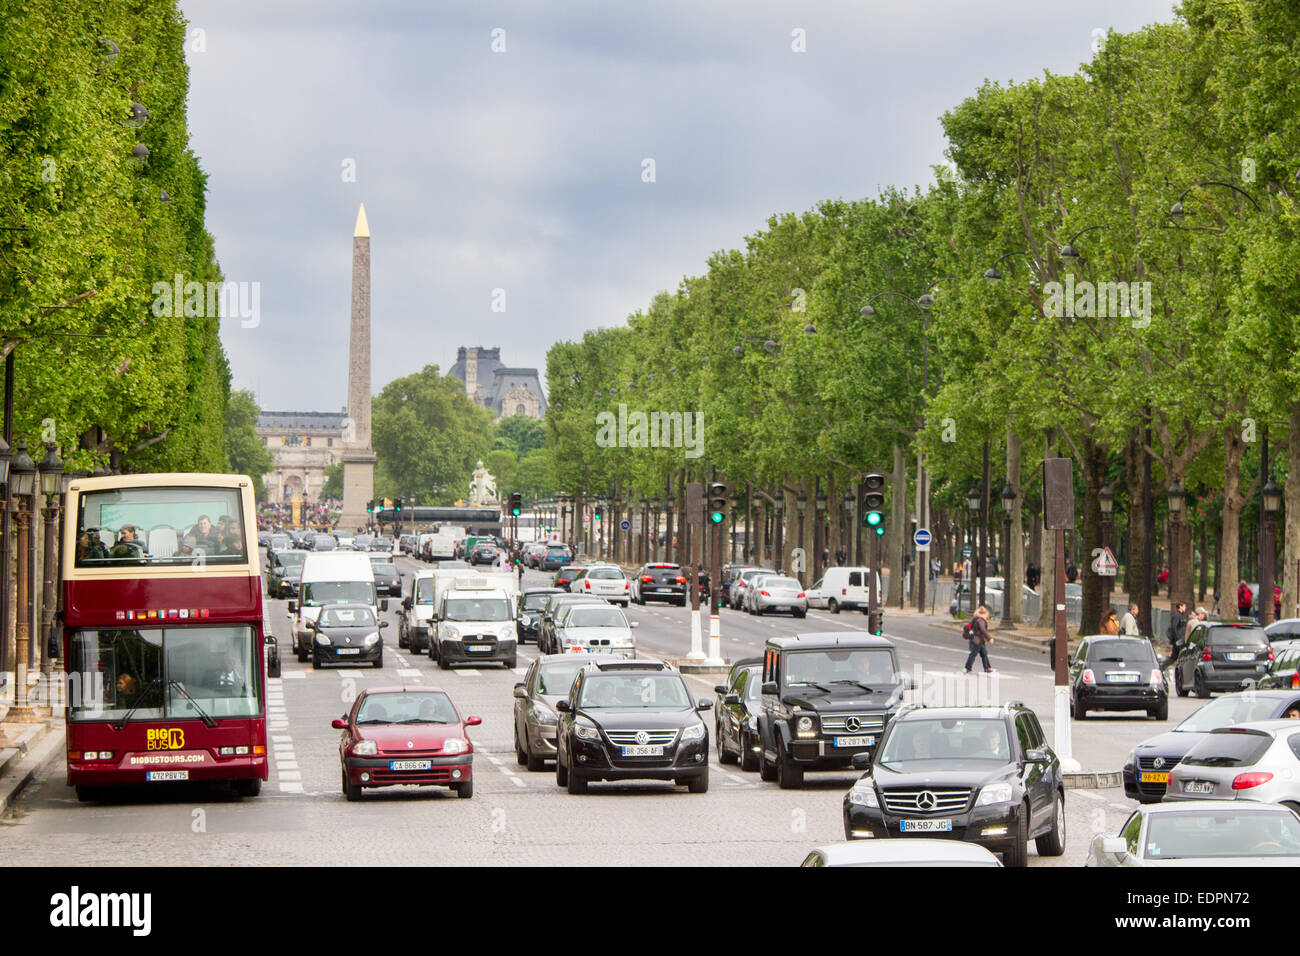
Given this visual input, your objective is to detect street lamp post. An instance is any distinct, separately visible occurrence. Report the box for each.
[966,483,981,609]
[1167,478,1186,622]
[814,487,827,582]
[1261,479,1282,626]
[640,497,648,564]
[843,491,855,565]
[1098,483,1115,617]
[651,496,661,561]
[1000,482,1016,627]
[795,491,807,586]
[37,444,63,686]
[8,443,39,720]
[774,490,785,571]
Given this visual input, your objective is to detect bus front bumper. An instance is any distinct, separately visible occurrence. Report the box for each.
[67,751,268,786]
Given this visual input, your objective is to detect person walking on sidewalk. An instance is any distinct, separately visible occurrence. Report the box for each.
[964,605,995,674]
[1119,602,1140,636]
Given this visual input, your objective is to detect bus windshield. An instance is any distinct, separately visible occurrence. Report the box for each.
[69,626,262,721]
[76,486,248,567]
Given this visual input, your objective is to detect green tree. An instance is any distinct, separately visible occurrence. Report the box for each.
[494,415,546,457]
[322,462,343,500]
[224,389,273,498]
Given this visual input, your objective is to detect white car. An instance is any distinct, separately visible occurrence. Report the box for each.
[1087,801,1300,866]
[432,585,517,670]
[573,565,630,606]
[801,839,1000,867]
[552,603,638,658]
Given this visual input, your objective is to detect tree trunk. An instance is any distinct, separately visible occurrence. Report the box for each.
[1198,522,1208,602]
[1006,429,1025,623]
[887,444,906,606]
[1283,402,1300,622]
[1081,436,1106,634]
[1220,422,1255,619]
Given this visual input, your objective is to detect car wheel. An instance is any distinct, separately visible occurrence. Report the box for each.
[437,655,450,670]
[1194,670,1211,699]
[1150,700,1169,720]
[1035,791,1066,857]
[759,751,777,782]
[455,779,474,799]
[555,755,569,787]
[1175,666,1188,697]
[777,751,804,790]
[373,651,383,669]
[740,732,759,772]
[296,644,308,664]
[343,769,361,802]
[755,605,764,617]
[688,771,709,794]
[794,610,806,619]
[1075,700,1086,720]
[233,777,261,798]
[718,724,737,765]
[1005,803,1030,868]
[505,657,516,670]
[829,599,840,614]
[566,764,587,794]
[311,653,321,670]
[398,628,407,649]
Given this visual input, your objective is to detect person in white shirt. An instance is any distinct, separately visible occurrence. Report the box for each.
[1119,602,1140,635]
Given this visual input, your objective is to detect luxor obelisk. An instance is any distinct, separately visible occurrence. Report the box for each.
[340,203,376,531]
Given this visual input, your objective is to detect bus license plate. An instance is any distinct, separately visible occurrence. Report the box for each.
[146,771,189,781]
[337,648,360,655]
[621,746,663,757]
[1140,772,1169,784]
[835,736,875,748]
[390,760,432,771]
[900,819,951,832]
[1182,780,1215,794]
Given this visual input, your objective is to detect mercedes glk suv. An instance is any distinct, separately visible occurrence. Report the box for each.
[842,702,1066,867]
[757,633,911,789]
[554,659,712,794]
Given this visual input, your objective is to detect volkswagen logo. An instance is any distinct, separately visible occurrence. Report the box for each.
[917,790,938,811]
[845,716,862,733]
[1153,757,1165,770]
[635,731,650,746]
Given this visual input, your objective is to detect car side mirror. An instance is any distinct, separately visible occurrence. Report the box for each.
[464,716,482,726]
[723,693,740,705]
[713,684,728,695]
[555,700,572,713]
[513,684,527,699]
[380,599,389,612]
[696,699,713,711]
[305,620,317,631]
[1024,748,1049,763]
[287,600,297,613]
[379,621,389,629]
[851,752,873,771]
[1101,836,1126,855]
[331,718,347,730]
[629,621,639,628]
[762,681,778,696]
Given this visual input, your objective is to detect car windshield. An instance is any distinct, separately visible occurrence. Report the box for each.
[301,581,373,607]
[1208,626,1268,646]
[442,597,511,622]
[1144,809,1300,860]
[578,674,690,708]
[538,662,585,696]
[1087,640,1156,664]
[369,559,395,572]
[764,578,802,590]
[414,578,434,605]
[318,606,376,628]
[356,692,458,724]
[1180,729,1274,767]
[566,608,628,629]
[784,649,898,687]
[523,593,558,611]
[313,536,336,549]
[587,568,624,580]
[877,717,1012,769]
[1176,696,1291,733]
[274,551,305,568]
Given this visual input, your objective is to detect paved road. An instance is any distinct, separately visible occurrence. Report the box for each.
[0,556,1202,866]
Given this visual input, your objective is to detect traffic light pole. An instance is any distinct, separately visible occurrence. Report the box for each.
[686,481,705,661]
[706,516,723,666]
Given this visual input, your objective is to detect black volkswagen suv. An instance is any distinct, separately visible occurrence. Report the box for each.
[554,659,712,794]
[842,702,1065,867]
[757,633,911,789]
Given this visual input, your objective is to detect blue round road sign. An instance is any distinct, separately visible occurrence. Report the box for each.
[914,528,932,547]
[620,519,630,531]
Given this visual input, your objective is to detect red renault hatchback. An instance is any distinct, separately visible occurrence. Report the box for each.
[334,687,481,800]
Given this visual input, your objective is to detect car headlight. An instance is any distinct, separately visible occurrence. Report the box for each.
[574,722,601,741]
[796,716,814,732]
[315,634,331,646]
[363,633,380,647]
[848,781,879,807]
[977,781,1015,805]
[352,740,377,756]
[443,626,461,641]
[681,723,706,742]
[531,702,556,726]
[442,737,468,755]
[498,626,514,640]
[1125,750,1136,770]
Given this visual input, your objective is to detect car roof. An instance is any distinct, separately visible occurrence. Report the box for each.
[361,686,449,696]
[524,587,565,595]
[732,657,763,668]
[582,658,673,673]
[1212,689,1300,700]
[1139,799,1288,815]
[893,705,1014,720]
[809,840,1000,865]
[1228,719,1300,734]
[767,632,895,651]
[537,653,606,664]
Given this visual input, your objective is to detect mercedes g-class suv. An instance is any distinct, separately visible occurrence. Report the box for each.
[757,632,911,789]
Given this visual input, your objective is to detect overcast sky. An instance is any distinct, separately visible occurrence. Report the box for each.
[181,0,1178,413]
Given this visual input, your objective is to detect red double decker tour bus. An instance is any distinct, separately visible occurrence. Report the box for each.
[61,473,269,800]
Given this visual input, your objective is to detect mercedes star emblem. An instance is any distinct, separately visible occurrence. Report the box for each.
[635,731,650,745]
[845,716,862,733]
[917,790,938,811]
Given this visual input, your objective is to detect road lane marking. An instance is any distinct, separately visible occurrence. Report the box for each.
[281,671,305,679]
[397,668,420,677]
[456,668,482,676]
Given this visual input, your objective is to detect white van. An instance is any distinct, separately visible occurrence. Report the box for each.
[289,551,388,661]
[805,567,881,614]
[400,569,440,652]
[432,584,517,669]
[425,533,457,561]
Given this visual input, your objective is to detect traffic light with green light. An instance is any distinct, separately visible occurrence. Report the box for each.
[862,473,885,530]
[707,482,729,524]
[508,492,522,517]
[366,499,374,514]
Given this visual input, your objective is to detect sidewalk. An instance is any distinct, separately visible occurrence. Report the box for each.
[0,711,65,817]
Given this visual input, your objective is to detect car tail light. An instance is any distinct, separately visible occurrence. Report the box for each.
[675,576,686,584]
[1291,670,1299,689]
[1267,647,1275,661]
[842,588,847,595]
[641,575,653,583]
[798,592,806,599]
[1149,669,1163,686]
[1202,650,1213,661]
[760,590,771,597]
[1081,669,1095,685]
[1231,772,1273,790]
[623,581,629,590]
[584,581,591,589]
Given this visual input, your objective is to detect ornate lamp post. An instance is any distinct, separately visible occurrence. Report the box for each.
[1261,479,1282,626]
[842,491,855,565]
[639,496,649,564]
[795,491,807,584]
[966,483,982,612]
[1167,478,1186,613]
[814,487,827,581]
[774,490,785,571]
[8,443,39,720]
[1000,482,1016,626]
[1098,483,1115,616]
[37,444,63,684]
[651,496,662,561]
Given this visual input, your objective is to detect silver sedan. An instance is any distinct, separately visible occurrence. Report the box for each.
[745,575,807,617]
[513,654,604,771]
[1087,800,1300,866]
[1164,719,1300,810]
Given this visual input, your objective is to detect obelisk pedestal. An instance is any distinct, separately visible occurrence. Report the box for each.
[340,203,376,531]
